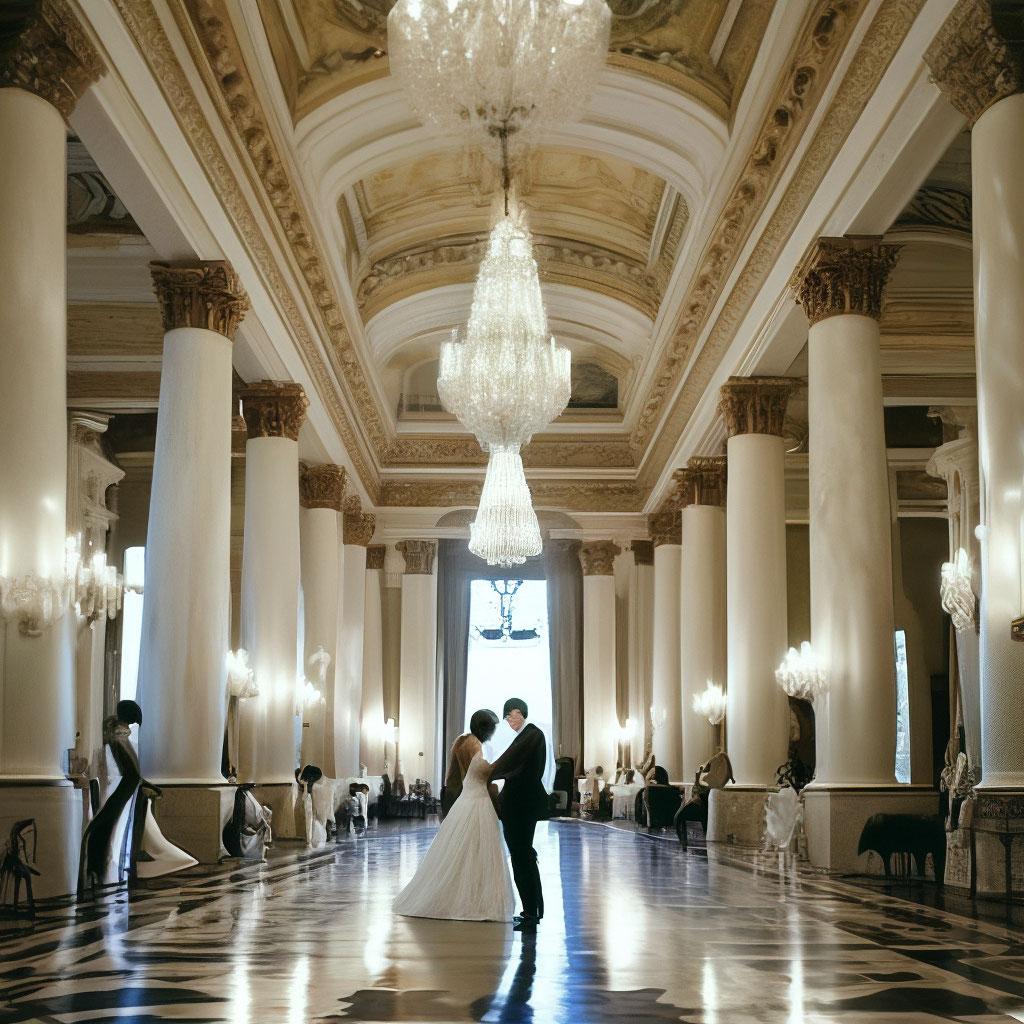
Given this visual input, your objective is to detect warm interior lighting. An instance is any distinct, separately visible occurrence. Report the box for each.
[692,683,727,725]
[774,642,827,701]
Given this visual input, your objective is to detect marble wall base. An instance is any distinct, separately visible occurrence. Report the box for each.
[150,785,235,864]
[707,787,771,846]
[803,784,936,874]
[0,781,81,900]
[972,791,1024,899]
[252,781,300,840]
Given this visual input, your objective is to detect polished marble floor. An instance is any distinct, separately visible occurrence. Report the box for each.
[4,820,1024,1023]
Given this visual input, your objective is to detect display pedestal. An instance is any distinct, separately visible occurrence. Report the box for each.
[0,780,81,899]
[972,791,1024,898]
[707,787,771,846]
[252,781,300,840]
[150,785,236,863]
[803,784,936,874]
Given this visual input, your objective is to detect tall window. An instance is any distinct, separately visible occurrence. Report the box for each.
[119,546,145,703]
[465,579,555,789]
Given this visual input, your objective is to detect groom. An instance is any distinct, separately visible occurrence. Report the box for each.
[488,697,546,932]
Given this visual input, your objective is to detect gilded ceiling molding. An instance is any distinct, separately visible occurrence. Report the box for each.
[238,380,309,440]
[635,0,925,489]
[149,260,248,338]
[397,539,437,575]
[0,0,106,120]
[795,237,901,326]
[630,539,654,566]
[924,0,1024,124]
[112,0,378,496]
[366,544,386,570]
[298,463,346,510]
[578,541,621,576]
[686,455,727,507]
[718,377,799,438]
[343,509,377,546]
[648,510,681,547]
[378,479,645,512]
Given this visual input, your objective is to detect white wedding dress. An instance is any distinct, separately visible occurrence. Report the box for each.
[393,753,515,922]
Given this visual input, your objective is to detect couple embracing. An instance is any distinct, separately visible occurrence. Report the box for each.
[393,698,546,932]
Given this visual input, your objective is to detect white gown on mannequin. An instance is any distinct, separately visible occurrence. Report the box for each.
[393,753,515,922]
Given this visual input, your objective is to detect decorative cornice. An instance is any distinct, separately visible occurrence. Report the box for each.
[630,539,654,566]
[366,544,386,571]
[686,455,727,507]
[298,463,345,511]
[648,510,681,547]
[0,0,106,120]
[378,478,646,512]
[397,539,436,575]
[718,377,799,438]
[924,0,1024,124]
[238,380,308,441]
[795,236,901,326]
[149,261,248,338]
[343,509,376,547]
[578,541,621,576]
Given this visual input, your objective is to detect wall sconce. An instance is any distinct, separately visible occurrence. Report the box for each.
[692,682,727,725]
[940,547,975,632]
[775,641,827,701]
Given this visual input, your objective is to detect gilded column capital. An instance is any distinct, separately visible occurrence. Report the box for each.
[578,540,621,576]
[238,380,308,441]
[0,0,105,120]
[925,0,1024,124]
[367,545,386,570]
[718,376,799,438]
[397,539,436,575]
[343,510,376,547]
[630,540,654,566]
[794,236,900,325]
[298,463,345,511]
[647,510,681,547]
[686,455,727,507]
[149,261,249,339]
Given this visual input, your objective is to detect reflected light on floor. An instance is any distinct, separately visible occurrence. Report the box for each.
[702,956,719,1024]
[604,884,646,987]
[287,955,309,1024]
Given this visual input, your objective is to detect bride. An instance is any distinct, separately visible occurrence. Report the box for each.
[393,709,514,922]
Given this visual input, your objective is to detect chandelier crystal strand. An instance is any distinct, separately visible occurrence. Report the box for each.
[437,199,571,447]
[387,0,611,167]
[469,444,543,567]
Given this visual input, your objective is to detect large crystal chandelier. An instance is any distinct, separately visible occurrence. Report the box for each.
[469,445,543,566]
[388,0,611,168]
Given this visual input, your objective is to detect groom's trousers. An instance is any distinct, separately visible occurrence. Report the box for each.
[502,815,543,918]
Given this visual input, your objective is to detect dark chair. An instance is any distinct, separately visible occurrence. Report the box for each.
[675,751,735,850]
[552,756,576,815]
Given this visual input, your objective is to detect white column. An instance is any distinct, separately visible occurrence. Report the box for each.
[337,504,375,779]
[720,378,795,787]
[398,541,438,788]
[139,264,247,784]
[360,545,386,774]
[580,541,620,774]
[298,464,344,774]
[680,457,727,784]
[799,240,900,785]
[627,541,654,767]
[650,525,683,781]
[0,13,103,897]
[239,382,307,786]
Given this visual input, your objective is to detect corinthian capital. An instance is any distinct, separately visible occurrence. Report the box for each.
[718,377,799,438]
[367,545,386,570]
[298,463,345,511]
[647,510,681,547]
[0,0,105,120]
[578,540,620,575]
[238,380,308,440]
[925,0,1024,124]
[397,540,436,575]
[686,455,727,507]
[343,508,376,547]
[150,261,248,339]
[795,237,900,326]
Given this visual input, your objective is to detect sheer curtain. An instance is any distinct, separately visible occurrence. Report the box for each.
[545,539,583,770]
[437,540,472,763]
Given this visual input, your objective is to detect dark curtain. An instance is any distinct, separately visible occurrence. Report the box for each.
[545,540,583,770]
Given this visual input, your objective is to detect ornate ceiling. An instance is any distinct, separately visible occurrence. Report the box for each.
[65,0,976,516]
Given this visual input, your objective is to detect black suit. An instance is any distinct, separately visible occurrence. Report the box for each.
[489,722,546,919]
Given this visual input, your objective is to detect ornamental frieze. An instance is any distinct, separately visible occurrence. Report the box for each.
[150,260,249,339]
[0,0,106,120]
[238,380,309,441]
[299,463,346,510]
[578,541,621,576]
[925,0,1024,124]
[718,377,799,439]
[397,539,437,575]
[378,478,646,512]
[795,237,900,326]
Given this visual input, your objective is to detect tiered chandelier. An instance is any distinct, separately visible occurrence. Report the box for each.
[388,0,610,567]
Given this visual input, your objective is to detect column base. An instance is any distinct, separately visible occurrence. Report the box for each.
[707,786,772,846]
[150,785,236,864]
[0,779,81,900]
[802,784,937,875]
[251,782,300,840]
[971,791,1024,899]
